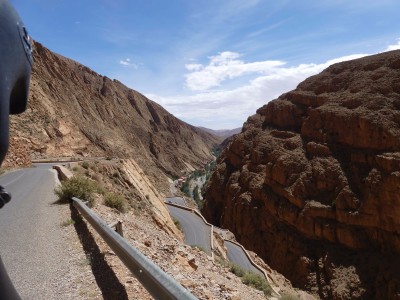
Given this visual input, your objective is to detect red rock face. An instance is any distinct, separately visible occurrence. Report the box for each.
[203,50,400,299]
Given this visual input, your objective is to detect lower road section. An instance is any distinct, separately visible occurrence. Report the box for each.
[165,202,266,278]
[225,240,264,277]
[166,204,212,255]
[165,197,186,206]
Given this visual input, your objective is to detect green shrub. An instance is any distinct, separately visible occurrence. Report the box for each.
[95,184,106,195]
[230,263,246,277]
[241,272,272,296]
[227,262,272,297]
[81,161,90,169]
[54,176,96,204]
[104,192,126,212]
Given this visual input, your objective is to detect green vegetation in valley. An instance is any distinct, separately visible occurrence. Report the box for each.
[212,146,222,158]
[193,186,200,200]
[181,180,190,197]
[180,159,217,209]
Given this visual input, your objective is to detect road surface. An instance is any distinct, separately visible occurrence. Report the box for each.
[33,162,67,169]
[0,167,74,299]
[166,204,212,254]
[165,197,186,206]
[225,240,264,276]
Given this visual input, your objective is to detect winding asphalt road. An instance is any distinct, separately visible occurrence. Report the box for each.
[166,202,266,277]
[224,240,264,276]
[166,204,212,255]
[0,166,72,299]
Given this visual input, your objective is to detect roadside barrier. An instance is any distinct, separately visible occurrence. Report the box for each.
[165,201,280,297]
[72,197,198,300]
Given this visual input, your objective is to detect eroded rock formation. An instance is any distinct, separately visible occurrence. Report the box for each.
[203,50,400,299]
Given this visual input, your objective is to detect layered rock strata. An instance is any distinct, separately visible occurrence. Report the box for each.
[203,50,400,299]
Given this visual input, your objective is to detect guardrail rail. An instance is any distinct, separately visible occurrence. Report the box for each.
[72,197,198,300]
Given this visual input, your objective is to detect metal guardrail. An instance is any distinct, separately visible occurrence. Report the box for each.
[72,197,198,300]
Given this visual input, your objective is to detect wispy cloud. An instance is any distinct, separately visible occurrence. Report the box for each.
[148,52,367,129]
[119,58,138,68]
[247,20,287,38]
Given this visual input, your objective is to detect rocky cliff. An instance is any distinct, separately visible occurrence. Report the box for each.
[203,50,400,299]
[8,42,220,191]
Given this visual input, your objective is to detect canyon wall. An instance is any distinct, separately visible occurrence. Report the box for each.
[203,50,400,299]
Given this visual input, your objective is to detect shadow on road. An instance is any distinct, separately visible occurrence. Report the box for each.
[70,204,128,300]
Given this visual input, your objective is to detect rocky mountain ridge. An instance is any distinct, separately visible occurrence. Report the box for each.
[203,50,400,299]
[7,41,221,192]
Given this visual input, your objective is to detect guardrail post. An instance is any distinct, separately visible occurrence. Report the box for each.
[116,221,123,237]
[109,220,124,237]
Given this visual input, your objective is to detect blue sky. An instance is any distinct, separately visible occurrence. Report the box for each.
[11,0,400,129]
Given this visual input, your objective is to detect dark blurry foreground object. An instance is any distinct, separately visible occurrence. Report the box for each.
[0,0,33,164]
[0,0,32,299]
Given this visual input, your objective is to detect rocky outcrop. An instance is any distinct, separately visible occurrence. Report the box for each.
[3,137,32,168]
[203,50,400,299]
[9,41,220,192]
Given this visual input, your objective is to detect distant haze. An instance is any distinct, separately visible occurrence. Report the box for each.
[199,127,241,138]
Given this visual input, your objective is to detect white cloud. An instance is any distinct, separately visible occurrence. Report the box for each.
[148,52,368,129]
[386,38,400,51]
[185,51,285,91]
[119,58,138,68]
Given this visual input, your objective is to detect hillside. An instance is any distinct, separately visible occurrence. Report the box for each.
[3,41,318,299]
[7,41,221,193]
[203,50,400,299]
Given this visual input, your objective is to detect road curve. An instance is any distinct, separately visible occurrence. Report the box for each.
[166,204,212,255]
[165,197,186,206]
[225,240,264,277]
[0,167,74,299]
